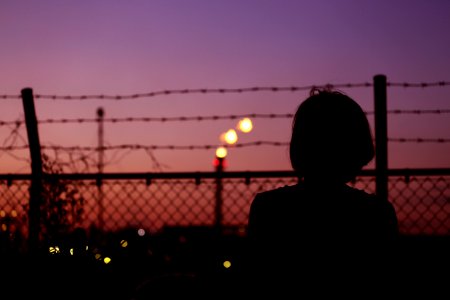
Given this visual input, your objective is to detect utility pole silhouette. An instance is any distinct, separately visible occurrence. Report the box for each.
[214,155,225,232]
[97,107,105,230]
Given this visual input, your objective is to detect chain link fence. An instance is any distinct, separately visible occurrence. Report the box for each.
[1,170,448,252]
[0,170,448,298]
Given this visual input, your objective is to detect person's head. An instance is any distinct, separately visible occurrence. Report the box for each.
[289,88,374,183]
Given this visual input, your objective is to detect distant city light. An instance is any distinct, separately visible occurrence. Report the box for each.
[137,228,146,236]
[120,240,128,248]
[103,257,111,264]
[237,117,253,133]
[70,248,74,255]
[215,146,228,158]
[223,260,232,269]
[49,246,60,254]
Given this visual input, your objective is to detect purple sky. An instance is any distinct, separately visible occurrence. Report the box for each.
[1,0,450,173]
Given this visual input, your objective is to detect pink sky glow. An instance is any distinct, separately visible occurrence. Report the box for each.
[1,0,449,173]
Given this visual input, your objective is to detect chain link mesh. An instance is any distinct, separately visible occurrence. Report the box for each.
[0,173,448,253]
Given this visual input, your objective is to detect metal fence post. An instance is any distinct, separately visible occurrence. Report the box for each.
[373,74,388,201]
[214,157,224,232]
[21,87,43,255]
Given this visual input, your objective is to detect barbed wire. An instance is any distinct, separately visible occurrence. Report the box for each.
[0,121,29,165]
[1,137,449,153]
[388,81,450,88]
[1,109,449,127]
[0,95,21,99]
[0,83,367,100]
[37,113,294,125]
[385,109,450,115]
[388,138,450,143]
[37,141,289,151]
[1,81,449,100]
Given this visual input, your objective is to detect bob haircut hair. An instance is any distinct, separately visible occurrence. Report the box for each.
[289,88,375,183]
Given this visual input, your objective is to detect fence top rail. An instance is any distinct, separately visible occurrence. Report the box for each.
[0,168,449,181]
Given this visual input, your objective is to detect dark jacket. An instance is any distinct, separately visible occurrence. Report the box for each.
[244,182,399,296]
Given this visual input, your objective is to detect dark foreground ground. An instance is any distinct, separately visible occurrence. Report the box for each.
[1,232,449,299]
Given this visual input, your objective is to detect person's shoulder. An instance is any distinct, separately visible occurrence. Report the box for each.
[250,184,300,208]
[344,185,397,216]
[248,184,302,229]
[344,185,383,203]
[254,184,300,200]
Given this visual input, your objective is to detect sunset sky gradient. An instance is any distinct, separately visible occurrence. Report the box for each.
[1,0,449,173]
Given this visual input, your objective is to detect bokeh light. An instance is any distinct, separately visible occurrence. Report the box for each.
[137,228,146,236]
[49,246,60,254]
[223,260,232,269]
[221,129,238,145]
[237,118,253,133]
[216,146,228,158]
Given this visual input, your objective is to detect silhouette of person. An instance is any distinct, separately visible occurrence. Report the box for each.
[244,88,399,296]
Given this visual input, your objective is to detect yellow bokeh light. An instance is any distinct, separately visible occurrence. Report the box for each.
[70,248,74,255]
[49,246,60,254]
[103,257,111,264]
[223,129,238,145]
[223,260,231,269]
[238,118,253,133]
[120,240,128,248]
[215,146,227,158]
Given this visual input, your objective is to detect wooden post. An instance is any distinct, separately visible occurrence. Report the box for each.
[21,87,43,255]
[373,75,389,201]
